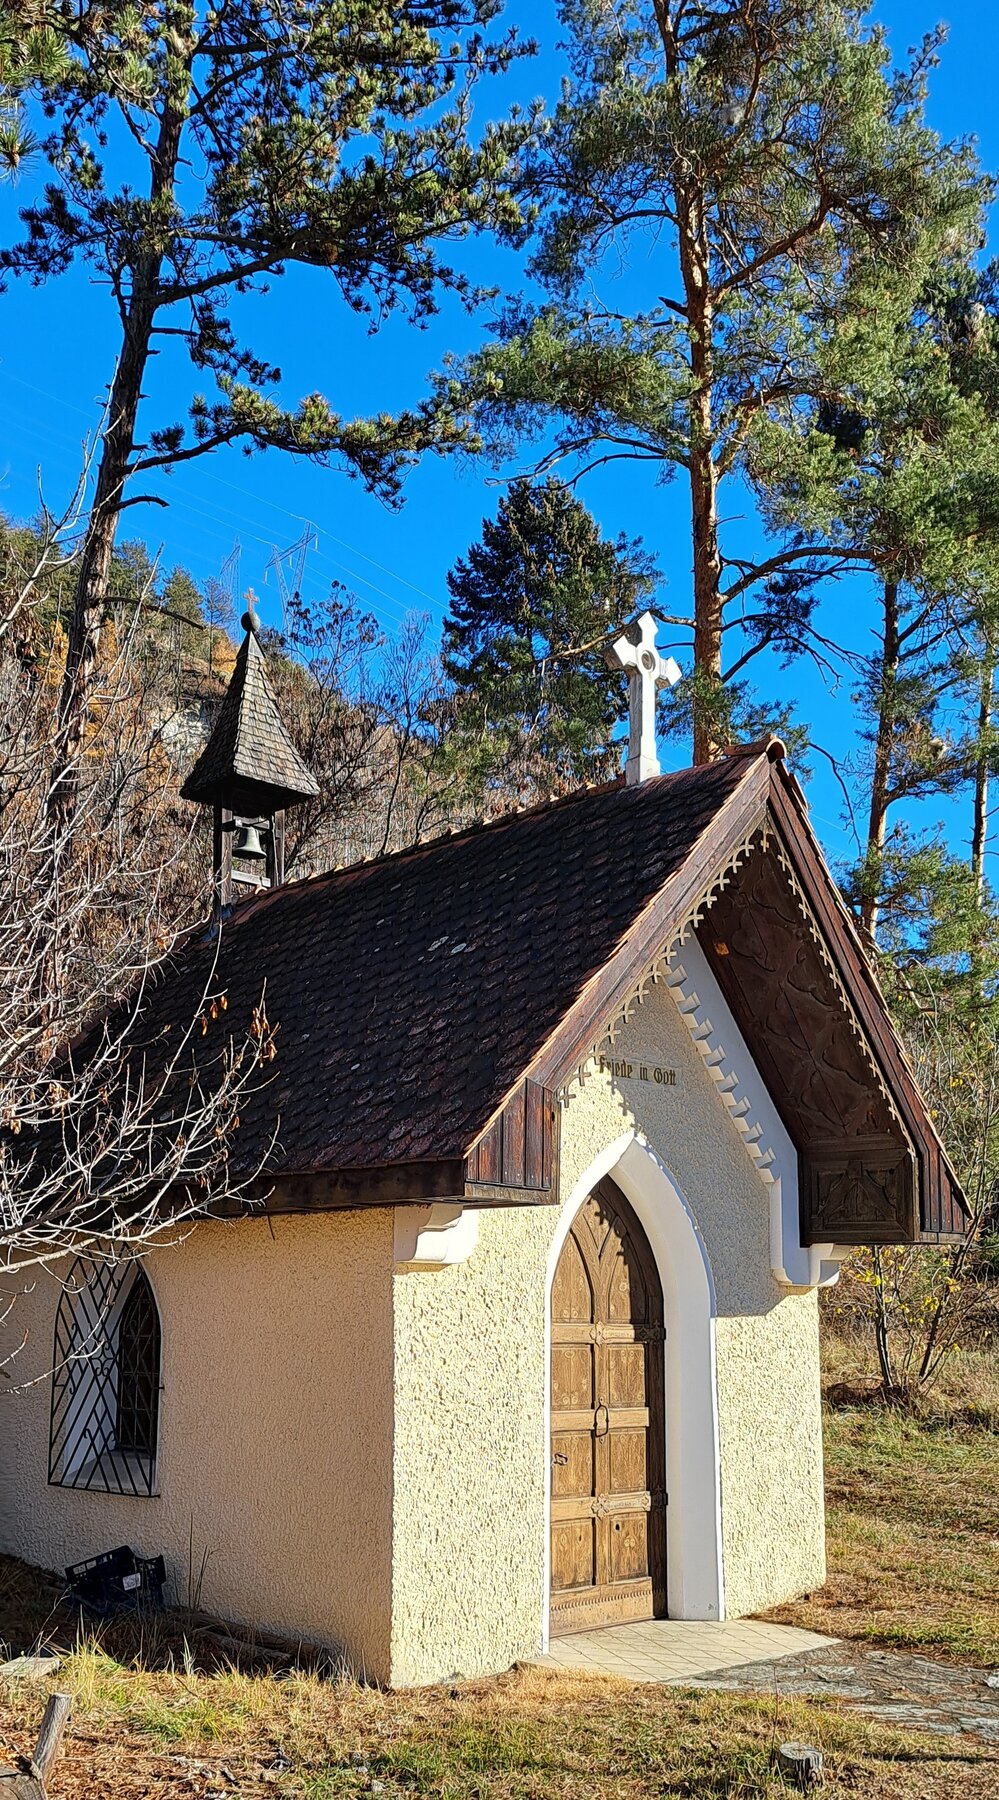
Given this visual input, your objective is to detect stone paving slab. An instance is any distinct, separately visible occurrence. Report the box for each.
[539,1622,999,1745]
[686,1642,999,1743]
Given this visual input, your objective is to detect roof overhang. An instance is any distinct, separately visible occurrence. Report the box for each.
[218,1146,561,1217]
[193,746,966,1245]
[510,748,967,1246]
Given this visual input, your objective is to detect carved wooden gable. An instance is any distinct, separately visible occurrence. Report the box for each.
[698,841,919,1245]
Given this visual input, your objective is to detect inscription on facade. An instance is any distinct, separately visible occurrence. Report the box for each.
[599,1057,677,1087]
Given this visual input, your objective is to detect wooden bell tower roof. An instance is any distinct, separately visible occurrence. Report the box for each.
[181,611,319,810]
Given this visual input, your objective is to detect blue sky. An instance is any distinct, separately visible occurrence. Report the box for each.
[1,1,997,877]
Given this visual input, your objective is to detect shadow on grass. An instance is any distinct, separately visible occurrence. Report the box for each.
[0,1550,348,1681]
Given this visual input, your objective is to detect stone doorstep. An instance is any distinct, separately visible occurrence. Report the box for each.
[537,1620,839,1685]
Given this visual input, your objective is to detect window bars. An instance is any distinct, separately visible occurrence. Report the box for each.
[49,1258,161,1497]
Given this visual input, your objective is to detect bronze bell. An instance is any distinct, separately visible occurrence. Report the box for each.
[233,821,267,862]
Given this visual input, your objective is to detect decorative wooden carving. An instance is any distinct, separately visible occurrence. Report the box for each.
[766,776,967,1241]
[549,1177,667,1636]
[699,844,918,1245]
[804,1150,915,1244]
[702,847,894,1138]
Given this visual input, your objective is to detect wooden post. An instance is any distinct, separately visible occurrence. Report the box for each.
[775,1743,823,1789]
[0,1693,71,1798]
[213,804,234,909]
[30,1694,72,1784]
[271,809,286,887]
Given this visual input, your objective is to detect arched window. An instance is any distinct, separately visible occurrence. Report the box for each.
[49,1259,161,1497]
[116,1275,160,1459]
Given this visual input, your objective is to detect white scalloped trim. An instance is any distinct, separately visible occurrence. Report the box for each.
[583,816,768,1071]
[665,938,846,1289]
[666,952,778,1186]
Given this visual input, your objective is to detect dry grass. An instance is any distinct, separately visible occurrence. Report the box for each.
[3,1331,999,1795]
[820,1328,999,1432]
[767,1334,999,1665]
[2,1644,998,1800]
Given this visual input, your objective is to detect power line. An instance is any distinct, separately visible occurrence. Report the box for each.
[0,368,444,622]
[0,394,420,633]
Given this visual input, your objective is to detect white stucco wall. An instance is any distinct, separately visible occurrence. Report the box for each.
[0,1210,397,1680]
[0,953,825,1687]
[560,972,826,1618]
[389,1206,553,1687]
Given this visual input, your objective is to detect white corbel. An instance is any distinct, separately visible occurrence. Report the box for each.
[393,1203,479,1269]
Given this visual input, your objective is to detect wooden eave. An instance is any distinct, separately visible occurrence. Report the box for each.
[764,765,967,1242]
[204,746,965,1241]
[217,1150,561,1219]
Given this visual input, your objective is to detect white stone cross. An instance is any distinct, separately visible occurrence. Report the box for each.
[605,611,682,785]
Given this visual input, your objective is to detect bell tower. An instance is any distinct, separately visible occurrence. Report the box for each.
[181,604,319,907]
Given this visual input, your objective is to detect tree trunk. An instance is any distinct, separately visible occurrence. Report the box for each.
[972,627,995,905]
[48,323,155,831]
[652,7,723,766]
[871,1248,896,1390]
[678,204,723,765]
[689,390,723,766]
[47,14,192,835]
[860,579,899,947]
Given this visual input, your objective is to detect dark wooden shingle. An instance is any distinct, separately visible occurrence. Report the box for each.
[181,628,318,807]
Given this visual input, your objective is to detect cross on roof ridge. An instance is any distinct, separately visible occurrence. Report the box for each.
[604,610,682,785]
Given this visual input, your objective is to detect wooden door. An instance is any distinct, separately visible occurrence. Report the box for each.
[549,1177,667,1635]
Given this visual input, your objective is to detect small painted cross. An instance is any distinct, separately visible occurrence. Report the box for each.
[605,611,682,785]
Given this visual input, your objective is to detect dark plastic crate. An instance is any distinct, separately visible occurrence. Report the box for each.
[65,1545,166,1616]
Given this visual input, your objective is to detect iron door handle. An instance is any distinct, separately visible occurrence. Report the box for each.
[595,1402,609,1438]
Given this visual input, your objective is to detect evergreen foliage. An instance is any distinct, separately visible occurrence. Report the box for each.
[0,0,538,822]
[749,257,999,946]
[442,478,656,792]
[448,0,988,759]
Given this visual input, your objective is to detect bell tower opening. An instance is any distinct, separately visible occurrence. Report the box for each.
[180,602,319,907]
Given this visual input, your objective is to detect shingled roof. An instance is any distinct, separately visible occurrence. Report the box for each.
[155,754,747,1174]
[121,745,966,1243]
[180,619,319,807]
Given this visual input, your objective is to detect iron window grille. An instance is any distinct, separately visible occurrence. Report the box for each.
[49,1258,161,1498]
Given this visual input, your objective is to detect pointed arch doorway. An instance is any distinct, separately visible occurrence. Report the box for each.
[549,1176,667,1635]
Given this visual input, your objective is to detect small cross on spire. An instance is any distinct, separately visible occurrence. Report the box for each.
[605,611,682,785]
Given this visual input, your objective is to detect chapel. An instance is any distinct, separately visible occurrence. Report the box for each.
[0,609,966,1688]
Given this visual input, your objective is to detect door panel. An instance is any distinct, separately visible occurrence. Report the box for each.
[607,1342,646,1407]
[552,1343,593,1410]
[609,1427,648,1493]
[552,1520,594,1591]
[609,1511,651,1583]
[552,1430,593,1498]
[549,1177,667,1635]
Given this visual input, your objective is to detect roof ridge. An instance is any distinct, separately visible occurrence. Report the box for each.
[218,761,745,932]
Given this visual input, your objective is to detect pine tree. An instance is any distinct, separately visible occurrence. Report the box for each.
[0,0,536,827]
[750,260,999,947]
[442,479,656,793]
[451,0,986,760]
